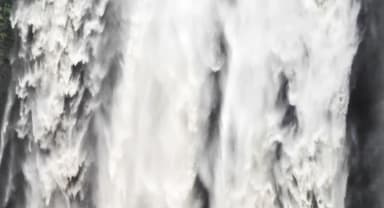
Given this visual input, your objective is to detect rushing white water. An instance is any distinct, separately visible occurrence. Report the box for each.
[96,0,218,207]
[6,0,112,207]
[2,0,360,207]
[214,1,359,207]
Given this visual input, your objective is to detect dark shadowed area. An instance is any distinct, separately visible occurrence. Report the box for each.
[346,0,384,207]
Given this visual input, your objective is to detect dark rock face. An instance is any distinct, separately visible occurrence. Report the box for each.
[0,1,24,207]
[346,0,384,207]
[0,0,12,128]
[0,134,27,208]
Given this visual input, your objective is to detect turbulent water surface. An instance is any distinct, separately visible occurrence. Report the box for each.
[0,0,378,207]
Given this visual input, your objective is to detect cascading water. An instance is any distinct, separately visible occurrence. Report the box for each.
[0,0,362,207]
[3,0,116,207]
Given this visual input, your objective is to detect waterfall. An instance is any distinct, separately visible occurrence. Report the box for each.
[0,0,360,207]
[4,0,114,206]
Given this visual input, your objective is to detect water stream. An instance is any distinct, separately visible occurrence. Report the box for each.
[0,0,360,207]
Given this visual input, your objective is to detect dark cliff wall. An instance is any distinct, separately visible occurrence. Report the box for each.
[0,0,12,127]
[346,0,384,207]
[0,1,26,208]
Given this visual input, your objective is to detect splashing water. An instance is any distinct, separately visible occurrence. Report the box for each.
[1,0,359,207]
[5,0,112,206]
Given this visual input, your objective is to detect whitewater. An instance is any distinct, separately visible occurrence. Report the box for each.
[0,0,360,207]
